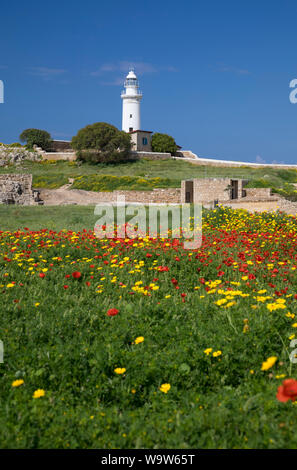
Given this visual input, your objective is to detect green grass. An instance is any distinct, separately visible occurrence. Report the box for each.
[71,174,180,191]
[0,205,98,232]
[1,159,297,193]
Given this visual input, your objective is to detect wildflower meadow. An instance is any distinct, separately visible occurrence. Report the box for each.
[1,207,297,448]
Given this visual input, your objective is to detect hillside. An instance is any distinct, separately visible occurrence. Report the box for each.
[0,158,297,198]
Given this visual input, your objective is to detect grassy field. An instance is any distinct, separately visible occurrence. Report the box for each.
[1,207,297,448]
[1,159,297,195]
[0,205,98,232]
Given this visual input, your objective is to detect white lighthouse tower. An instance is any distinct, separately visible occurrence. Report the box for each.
[121,68,142,133]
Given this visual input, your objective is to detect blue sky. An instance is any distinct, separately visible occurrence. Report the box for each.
[1,0,297,163]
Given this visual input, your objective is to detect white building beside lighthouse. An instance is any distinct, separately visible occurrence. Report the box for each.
[121,68,142,132]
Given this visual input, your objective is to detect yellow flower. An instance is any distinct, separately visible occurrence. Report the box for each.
[261,356,277,371]
[114,368,126,375]
[215,299,227,306]
[12,379,24,387]
[204,348,212,355]
[160,383,171,394]
[134,336,144,344]
[33,389,45,398]
[213,350,222,357]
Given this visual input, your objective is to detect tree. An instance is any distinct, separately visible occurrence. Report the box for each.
[151,132,177,155]
[71,122,132,163]
[19,129,52,151]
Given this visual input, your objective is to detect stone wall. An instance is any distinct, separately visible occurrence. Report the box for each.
[0,174,36,205]
[0,147,40,166]
[92,188,181,204]
[181,178,244,204]
[130,151,172,160]
[175,155,297,169]
[244,187,272,199]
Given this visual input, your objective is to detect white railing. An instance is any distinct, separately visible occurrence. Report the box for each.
[121,90,142,96]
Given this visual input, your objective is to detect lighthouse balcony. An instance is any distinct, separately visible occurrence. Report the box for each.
[121,90,142,98]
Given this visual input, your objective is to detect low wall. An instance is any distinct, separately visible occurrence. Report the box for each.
[94,188,181,204]
[131,151,172,160]
[245,188,272,199]
[174,156,297,170]
[38,187,181,206]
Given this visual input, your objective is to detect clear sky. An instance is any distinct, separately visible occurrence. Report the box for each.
[1,0,297,164]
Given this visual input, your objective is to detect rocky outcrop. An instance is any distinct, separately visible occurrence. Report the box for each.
[0,174,39,205]
[0,146,40,166]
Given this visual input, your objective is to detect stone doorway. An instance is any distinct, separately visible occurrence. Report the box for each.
[230,180,239,200]
[185,180,193,203]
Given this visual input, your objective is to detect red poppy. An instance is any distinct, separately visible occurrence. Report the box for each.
[72,271,82,279]
[63,285,69,289]
[277,379,297,402]
[107,308,119,317]
[39,273,45,279]
[171,278,178,285]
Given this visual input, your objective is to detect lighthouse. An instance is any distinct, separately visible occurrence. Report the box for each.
[121,68,142,133]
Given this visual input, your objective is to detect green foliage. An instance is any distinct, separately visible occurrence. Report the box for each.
[151,132,178,155]
[19,129,52,151]
[0,143,24,148]
[71,122,132,163]
[9,142,23,148]
[33,174,69,189]
[72,174,179,191]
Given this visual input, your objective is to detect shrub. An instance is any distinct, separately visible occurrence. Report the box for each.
[151,132,178,155]
[71,122,132,164]
[9,142,23,148]
[19,129,52,151]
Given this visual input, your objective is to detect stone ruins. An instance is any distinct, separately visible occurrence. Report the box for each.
[0,174,41,205]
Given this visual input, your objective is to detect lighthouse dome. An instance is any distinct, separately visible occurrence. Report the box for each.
[126,68,137,79]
